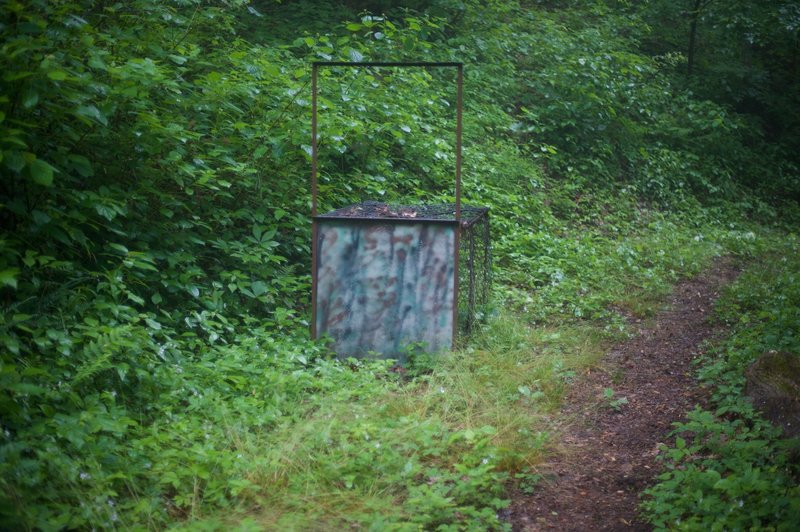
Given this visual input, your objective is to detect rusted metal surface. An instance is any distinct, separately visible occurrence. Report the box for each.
[455,63,463,219]
[310,64,319,339]
[452,65,464,339]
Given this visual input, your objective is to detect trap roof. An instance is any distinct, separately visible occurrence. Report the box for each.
[316,201,488,226]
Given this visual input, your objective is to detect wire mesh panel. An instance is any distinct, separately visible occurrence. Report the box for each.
[458,209,491,336]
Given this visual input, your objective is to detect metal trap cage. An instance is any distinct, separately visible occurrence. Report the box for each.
[311,62,491,361]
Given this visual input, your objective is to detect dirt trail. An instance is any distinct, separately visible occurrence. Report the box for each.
[507,259,740,531]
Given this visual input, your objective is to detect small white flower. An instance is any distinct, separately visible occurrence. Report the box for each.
[80,472,91,480]
[439,387,446,394]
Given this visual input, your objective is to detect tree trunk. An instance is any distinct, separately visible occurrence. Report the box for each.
[687,0,701,76]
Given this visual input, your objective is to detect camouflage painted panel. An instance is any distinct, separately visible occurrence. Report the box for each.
[316,220,456,360]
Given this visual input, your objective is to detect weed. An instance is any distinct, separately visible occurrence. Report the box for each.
[603,388,630,412]
[515,472,543,495]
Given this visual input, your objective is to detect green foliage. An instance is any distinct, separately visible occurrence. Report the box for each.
[602,387,629,411]
[640,0,800,204]
[644,407,800,530]
[642,237,800,530]
[1,0,798,529]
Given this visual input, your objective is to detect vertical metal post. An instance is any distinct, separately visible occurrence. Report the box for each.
[311,64,319,217]
[451,64,463,348]
[468,228,476,333]
[455,64,463,221]
[310,64,319,339]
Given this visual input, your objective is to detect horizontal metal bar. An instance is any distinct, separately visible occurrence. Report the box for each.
[314,215,460,225]
[313,61,463,68]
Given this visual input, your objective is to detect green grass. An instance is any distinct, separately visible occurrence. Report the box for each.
[173,311,608,530]
[170,218,783,530]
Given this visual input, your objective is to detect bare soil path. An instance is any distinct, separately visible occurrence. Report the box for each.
[506,259,740,531]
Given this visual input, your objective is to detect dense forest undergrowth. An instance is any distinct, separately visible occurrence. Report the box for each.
[1,0,798,529]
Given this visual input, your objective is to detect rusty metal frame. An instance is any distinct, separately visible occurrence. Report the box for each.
[310,61,464,350]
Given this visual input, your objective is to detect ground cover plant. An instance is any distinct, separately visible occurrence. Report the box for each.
[642,237,800,530]
[1,0,798,529]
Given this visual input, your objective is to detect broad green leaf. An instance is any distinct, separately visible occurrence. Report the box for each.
[0,268,20,289]
[76,105,108,126]
[2,135,28,148]
[68,154,93,177]
[251,281,268,296]
[109,243,129,254]
[88,55,107,70]
[47,70,68,81]
[29,159,55,186]
[349,48,364,62]
[4,71,34,82]
[31,209,50,226]
[4,151,25,173]
[95,204,117,220]
[8,382,46,395]
[22,89,38,109]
